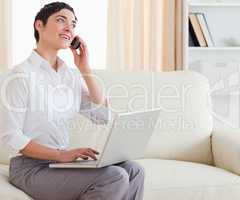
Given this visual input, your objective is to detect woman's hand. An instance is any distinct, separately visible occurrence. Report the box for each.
[70,36,91,74]
[57,148,99,163]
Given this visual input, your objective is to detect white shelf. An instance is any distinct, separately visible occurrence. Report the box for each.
[189,47,240,51]
[186,1,240,128]
[189,3,240,7]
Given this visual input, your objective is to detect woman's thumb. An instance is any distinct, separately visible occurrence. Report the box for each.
[70,48,78,57]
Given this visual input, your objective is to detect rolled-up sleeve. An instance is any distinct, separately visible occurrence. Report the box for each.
[79,82,111,125]
[0,72,31,154]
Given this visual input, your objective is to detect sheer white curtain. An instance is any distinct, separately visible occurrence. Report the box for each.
[11,1,42,69]
[106,0,184,71]
[0,0,12,71]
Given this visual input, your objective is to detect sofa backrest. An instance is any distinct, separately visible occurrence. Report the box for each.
[90,70,213,165]
[0,70,213,165]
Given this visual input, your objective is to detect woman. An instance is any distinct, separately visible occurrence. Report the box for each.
[0,2,144,200]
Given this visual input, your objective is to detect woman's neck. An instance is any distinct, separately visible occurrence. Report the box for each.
[35,42,58,71]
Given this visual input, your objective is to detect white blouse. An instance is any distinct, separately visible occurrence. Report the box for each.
[0,50,110,156]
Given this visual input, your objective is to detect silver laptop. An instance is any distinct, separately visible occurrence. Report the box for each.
[49,109,160,168]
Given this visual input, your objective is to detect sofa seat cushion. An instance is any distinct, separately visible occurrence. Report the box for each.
[136,159,240,200]
[0,164,32,200]
[1,160,240,200]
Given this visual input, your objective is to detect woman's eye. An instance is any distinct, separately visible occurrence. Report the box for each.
[57,18,76,29]
[57,18,64,22]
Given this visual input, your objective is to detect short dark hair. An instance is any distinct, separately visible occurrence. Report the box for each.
[34,1,77,43]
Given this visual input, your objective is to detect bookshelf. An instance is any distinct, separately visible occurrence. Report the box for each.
[189,3,240,7]
[189,47,240,51]
[185,0,240,128]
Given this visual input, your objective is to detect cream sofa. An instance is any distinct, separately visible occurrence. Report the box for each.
[1,70,240,200]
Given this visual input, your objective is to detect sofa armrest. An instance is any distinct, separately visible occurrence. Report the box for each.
[212,128,240,175]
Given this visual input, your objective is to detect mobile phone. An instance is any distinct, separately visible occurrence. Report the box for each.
[70,37,81,49]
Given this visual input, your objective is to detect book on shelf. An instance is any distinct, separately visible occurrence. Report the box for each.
[189,18,200,47]
[189,13,207,47]
[196,13,215,47]
[189,13,215,47]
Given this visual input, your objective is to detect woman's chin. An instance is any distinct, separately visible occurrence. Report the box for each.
[58,44,70,50]
[62,45,70,49]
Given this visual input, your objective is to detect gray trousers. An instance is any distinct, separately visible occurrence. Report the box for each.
[9,156,145,200]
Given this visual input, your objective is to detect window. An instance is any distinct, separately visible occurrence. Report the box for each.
[11,0,108,69]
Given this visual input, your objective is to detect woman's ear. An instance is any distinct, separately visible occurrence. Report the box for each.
[34,20,44,32]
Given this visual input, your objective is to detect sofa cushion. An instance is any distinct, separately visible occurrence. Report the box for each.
[212,128,240,176]
[136,159,240,200]
[1,160,240,200]
[0,145,10,165]
[0,164,32,200]
[93,70,213,164]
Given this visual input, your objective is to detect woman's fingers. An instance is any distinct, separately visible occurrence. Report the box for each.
[89,148,99,155]
[81,148,97,160]
[70,48,77,56]
[77,153,89,160]
[75,35,86,46]
[85,150,97,160]
[74,35,88,54]
[76,148,99,160]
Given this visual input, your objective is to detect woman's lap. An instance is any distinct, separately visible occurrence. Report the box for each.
[9,156,142,200]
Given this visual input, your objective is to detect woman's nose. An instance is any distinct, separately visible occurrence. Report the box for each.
[64,24,74,35]
[64,22,74,32]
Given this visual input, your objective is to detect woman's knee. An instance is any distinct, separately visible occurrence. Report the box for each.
[96,165,130,188]
[120,161,145,180]
[88,166,129,199]
[135,162,145,178]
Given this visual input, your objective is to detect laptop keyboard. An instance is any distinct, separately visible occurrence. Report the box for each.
[75,159,98,164]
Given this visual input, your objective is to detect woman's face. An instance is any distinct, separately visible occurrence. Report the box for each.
[36,9,77,50]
